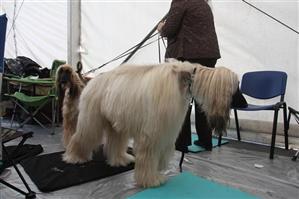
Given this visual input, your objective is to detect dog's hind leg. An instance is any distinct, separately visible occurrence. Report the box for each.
[134,135,167,188]
[105,125,134,167]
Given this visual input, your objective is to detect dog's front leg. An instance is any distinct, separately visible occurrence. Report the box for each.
[158,142,175,171]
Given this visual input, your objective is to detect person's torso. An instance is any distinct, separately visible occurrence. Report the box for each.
[166,0,221,59]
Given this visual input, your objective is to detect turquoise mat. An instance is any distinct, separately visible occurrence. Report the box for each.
[188,133,228,153]
[128,172,259,199]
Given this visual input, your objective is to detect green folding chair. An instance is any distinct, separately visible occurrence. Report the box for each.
[5,77,56,134]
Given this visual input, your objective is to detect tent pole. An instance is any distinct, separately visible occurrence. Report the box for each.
[67,0,81,68]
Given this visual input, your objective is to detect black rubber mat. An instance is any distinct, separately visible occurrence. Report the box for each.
[20,146,134,192]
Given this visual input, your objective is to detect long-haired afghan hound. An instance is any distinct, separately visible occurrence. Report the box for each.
[56,63,89,147]
[63,61,239,187]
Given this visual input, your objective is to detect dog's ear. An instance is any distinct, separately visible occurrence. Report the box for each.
[55,68,65,106]
[57,85,65,109]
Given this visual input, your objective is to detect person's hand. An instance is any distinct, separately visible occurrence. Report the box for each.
[157,21,165,33]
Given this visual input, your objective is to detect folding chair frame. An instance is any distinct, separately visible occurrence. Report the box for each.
[10,95,56,135]
[0,128,36,198]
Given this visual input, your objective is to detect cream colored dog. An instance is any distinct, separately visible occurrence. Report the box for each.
[63,61,238,187]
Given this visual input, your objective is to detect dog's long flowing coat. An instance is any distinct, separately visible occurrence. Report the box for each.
[63,61,238,187]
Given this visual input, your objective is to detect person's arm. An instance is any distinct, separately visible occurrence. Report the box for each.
[160,0,187,38]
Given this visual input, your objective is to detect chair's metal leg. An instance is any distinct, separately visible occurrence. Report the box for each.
[51,97,56,135]
[234,109,241,141]
[40,113,52,123]
[10,99,18,128]
[270,109,279,159]
[283,103,288,150]
[19,116,32,128]
[18,100,48,129]
[0,179,28,196]
[287,108,291,131]
[32,117,46,129]
[14,101,32,128]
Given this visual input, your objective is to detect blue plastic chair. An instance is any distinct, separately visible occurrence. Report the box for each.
[233,71,288,159]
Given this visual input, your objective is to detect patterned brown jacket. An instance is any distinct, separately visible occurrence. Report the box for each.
[160,0,220,59]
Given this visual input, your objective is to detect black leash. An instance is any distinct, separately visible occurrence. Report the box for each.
[122,13,168,64]
[84,33,160,75]
[158,36,162,63]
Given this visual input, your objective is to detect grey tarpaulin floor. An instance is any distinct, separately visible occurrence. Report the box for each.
[1,123,298,199]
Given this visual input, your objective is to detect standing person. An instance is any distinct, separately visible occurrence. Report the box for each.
[157,0,220,152]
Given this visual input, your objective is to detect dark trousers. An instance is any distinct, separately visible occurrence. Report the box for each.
[175,58,217,152]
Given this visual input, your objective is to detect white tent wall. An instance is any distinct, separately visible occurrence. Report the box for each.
[0,0,67,68]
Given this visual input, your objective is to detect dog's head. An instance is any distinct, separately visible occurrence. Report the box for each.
[191,65,240,136]
[56,64,83,99]
[56,65,74,90]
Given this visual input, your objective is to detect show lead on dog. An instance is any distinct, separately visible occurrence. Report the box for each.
[157,0,221,152]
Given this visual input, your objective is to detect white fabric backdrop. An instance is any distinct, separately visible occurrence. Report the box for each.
[0,0,298,123]
[80,0,170,73]
[0,0,67,68]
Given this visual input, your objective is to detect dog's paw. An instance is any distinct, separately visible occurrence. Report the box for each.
[137,174,167,188]
[124,153,135,164]
[62,152,89,164]
[108,153,135,167]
